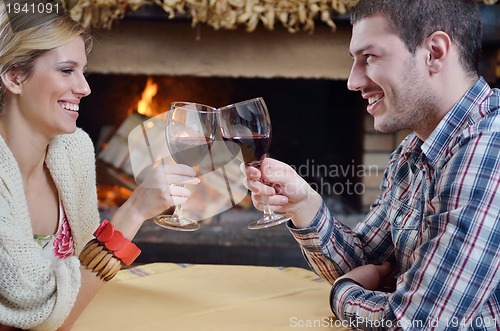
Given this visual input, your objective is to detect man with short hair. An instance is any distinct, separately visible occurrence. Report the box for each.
[244,0,500,328]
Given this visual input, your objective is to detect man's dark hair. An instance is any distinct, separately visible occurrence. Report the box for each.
[351,0,482,75]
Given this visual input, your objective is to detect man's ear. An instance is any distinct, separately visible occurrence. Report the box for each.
[424,31,451,74]
[1,69,23,94]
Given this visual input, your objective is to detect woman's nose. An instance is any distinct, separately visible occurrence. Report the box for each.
[74,74,91,97]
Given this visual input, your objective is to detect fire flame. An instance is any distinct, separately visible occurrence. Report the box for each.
[137,77,158,117]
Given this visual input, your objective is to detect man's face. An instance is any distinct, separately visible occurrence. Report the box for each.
[347,14,436,134]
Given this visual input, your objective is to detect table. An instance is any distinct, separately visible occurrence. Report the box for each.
[73,263,348,330]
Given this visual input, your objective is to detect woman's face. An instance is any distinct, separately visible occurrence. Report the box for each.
[17,36,90,138]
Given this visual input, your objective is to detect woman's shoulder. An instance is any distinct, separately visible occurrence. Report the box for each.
[47,128,96,168]
[51,128,94,154]
[57,128,93,146]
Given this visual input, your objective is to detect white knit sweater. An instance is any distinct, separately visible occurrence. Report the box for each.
[0,128,100,330]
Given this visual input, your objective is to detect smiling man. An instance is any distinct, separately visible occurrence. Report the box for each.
[243,0,500,328]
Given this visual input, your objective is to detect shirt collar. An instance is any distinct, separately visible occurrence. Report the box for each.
[421,77,491,167]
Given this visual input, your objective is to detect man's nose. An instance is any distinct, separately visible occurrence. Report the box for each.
[347,63,367,92]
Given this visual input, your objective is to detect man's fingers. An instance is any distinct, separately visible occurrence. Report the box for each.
[376,261,392,277]
[246,179,276,196]
[241,163,261,180]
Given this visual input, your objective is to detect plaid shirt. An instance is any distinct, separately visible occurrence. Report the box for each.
[289,77,500,330]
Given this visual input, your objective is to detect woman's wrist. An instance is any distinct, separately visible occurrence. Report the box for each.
[109,200,146,241]
[93,220,141,265]
[78,219,142,281]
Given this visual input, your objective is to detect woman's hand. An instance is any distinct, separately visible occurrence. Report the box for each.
[112,163,200,239]
[242,157,323,229]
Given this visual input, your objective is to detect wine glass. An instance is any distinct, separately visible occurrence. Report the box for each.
[218,97,292,230]
[154,102,217,231]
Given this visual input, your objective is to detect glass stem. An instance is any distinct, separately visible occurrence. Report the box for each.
[172,184,185,218]
[254,162,274,217]
[262,196,274,216]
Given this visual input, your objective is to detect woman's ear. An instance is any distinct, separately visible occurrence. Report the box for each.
[424,31,451,74]
[1,69,23,94]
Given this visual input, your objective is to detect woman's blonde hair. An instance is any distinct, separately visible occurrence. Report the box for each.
[0,4,92,114]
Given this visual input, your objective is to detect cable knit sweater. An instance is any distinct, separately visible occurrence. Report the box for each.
[0,128,100,330]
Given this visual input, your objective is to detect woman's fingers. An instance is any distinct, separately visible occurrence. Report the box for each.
[138,164,200,188]
[168,184,192,198]
[166,174,201,186]
[163,164,197,177]
[163,164,201,185]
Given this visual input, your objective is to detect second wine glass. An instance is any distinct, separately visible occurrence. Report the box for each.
[218,97,293,230]
[154,102,217,231]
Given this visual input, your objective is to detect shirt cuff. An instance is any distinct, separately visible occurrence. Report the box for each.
[330,278,364,319]
[287,200,327,232]
[287,201,332,252]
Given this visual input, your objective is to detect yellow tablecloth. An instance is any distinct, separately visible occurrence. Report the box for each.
[73,263,347,330]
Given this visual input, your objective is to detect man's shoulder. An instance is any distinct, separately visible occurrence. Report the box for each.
[390,131,419,157]
[477,107,500,131]
[467,99,500,137]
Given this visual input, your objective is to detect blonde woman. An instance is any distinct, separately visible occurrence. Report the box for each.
[0,9,198,330]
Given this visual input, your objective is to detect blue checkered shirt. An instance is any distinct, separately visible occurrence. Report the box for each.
[289,77,500,330]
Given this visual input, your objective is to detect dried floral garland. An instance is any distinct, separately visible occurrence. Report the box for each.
[70,0,499,32]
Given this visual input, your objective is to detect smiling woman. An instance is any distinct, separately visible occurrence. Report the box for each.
[6,37,91,138]
[0,6,200,330]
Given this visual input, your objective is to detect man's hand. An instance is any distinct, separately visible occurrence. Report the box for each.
[242,157,323,228]
[336,262,394,291]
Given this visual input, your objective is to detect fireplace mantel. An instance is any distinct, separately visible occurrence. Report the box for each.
[87,19,353,79]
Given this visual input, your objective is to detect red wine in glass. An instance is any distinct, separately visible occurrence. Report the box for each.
[169,137,212,166]
[222,133,270,166]
[218,97,292,230]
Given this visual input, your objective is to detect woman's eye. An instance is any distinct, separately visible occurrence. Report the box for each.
[60,68,74,75]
